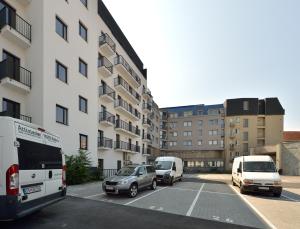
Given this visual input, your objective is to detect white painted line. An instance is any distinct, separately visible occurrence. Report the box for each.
[202,190,237,196]
[84,193,106,199]
[67,193,80,197]
[229,185,277,229]
[186,183,205,216]
[167,187,198,192]
[124,187,168,206]
[281,194,299,202]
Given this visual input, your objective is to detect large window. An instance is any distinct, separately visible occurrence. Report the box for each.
[56,105,68,125]
[79,58,88,77]
[243,101,249,111]
[79,134,88,150]
[79,21,88,41]
[79,96,88,113]
[243,119,249,128]
[56,61,67,83]
[183,131,192,137]
[56,16,67,40]
[183,121,192,127]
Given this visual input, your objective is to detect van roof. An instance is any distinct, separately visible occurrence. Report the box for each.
[236,155,273,162]
[155,156,179,161]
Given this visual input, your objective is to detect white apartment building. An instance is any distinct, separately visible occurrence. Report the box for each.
[0,0,154,170]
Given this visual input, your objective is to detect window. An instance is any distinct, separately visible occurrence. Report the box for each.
[79,21,88,41]
[80,0,88,7]
[169,113,178,118]
[243,101,249,111]
[209,119,218,126]
[199,129,203,136]
[169,141,177,147]
[56,105,68,125]
[209,140,218,145]
[209,130,218,136]
[243,132,248,141]
[56,16,67,40]
[198,140,202,146]
[183,121,192,127]
[183,140,192,146]
[183,111,193,117]
[79,58,87,77]
[243,119,249,128]
[188,161,194,167]
[56,61,67,83]
[183,131,192,137]
[172,132,178,137]
[169,122,177,128]
[198,120,203,127]
[220,140,224,147]
[79,134,88,150]
[243,143,248,153]
[208,109,218,115]
[79,96,88,113]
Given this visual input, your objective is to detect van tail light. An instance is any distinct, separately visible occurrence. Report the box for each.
[6,164,19,196]
[62,165,67,187]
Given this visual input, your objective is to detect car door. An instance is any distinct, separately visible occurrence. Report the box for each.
[137,166,147,188]
[145,166,154,186]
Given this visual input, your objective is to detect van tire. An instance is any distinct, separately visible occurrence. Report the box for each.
[179,175,183,181]
[240,183,246,194]
[151,180,157,190]
[169,177,174,186]
[274,192,281,197]
[232,177,236,186]
[128,183,138,198]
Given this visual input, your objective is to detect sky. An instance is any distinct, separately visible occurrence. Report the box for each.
[103,0,300,131]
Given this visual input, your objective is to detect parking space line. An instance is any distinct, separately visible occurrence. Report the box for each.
[167,187,198,192]
[202,190,237,196]
[84,193,106,199]
[124,187,168,206]
[186,183,205,216]
[229,185,277,229]
[67,193,80,197]
[281,194,299,202]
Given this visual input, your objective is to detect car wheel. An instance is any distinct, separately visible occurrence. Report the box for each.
[128,183,138,198]
[151,180,157,190]
[274,192,281,197]
[169,177,174,186]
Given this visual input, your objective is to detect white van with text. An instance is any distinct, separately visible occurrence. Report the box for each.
[155,157,183,185]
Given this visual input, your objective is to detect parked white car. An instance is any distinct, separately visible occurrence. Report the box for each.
[0,117,66,220]
[155,157,183,185]
[232,155,282,197]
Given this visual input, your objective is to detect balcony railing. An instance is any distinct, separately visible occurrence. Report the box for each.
[0,110,31,123]
[98,137,113,149]
[115,119,140,136]
[142,87,152,97]
[114,140,140,153]
[143,133,152,141]
[142,147,151,155]
[142,118,151,126]
[114,99,141,119]
[114,55,141,86]
[0,59,31,88]
[114,76,141,102]
[99,84,115,100]
[99,111,115,124]
[99,33,116,52]
[98,56,113,74]
[143,103,152,111]
[0,7,31,41]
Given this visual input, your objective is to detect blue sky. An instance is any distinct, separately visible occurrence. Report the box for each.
[103,0,300,130]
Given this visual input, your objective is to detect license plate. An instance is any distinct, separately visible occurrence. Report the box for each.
[23,185,42,194]
[258,187,269,190]
[106,185,114,190]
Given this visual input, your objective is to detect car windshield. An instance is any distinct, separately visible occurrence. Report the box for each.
[243,161,277,172]
[154,161,172,170]
[116,167,137,176]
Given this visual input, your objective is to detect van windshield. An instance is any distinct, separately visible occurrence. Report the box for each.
[243,162,276,172]
[155,161,172,170]
[116,167,137,176]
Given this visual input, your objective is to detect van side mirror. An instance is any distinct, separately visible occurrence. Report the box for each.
[237,168,241,173]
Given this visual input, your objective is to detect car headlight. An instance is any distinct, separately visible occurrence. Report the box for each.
[118,180,128,185]
[165,171,171,176]
[274,180,281,186]
[243,179,254,185]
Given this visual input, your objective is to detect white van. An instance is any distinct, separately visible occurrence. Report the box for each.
[154,157,183,185]
[232,155,282,197]
[0,117,66,220]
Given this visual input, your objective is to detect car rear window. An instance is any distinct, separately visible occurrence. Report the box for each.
[18,138,62,170]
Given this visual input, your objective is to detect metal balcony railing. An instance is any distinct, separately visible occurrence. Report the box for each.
[99,111,115,124]
[0,7,31,41]
[115,119,140,136]
[143,118,151,126]
[99,84,115,100]
[142,87,152,97]
[114,76,141,102]
[0,59,31,88]
[0,110,32,123]
[99,33,116,52]
[114,99,141,119]
[143,103,152,111]
[114,55,141,86]
[114,140,140,153]
[98,137,113,149]
[98,56,113,74]
[143,133,152,141]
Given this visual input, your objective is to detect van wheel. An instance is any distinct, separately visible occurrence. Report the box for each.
[240,183,245,194]
[179,175,183,181]
[169,177,174,186]
[128,183,138,198]
[232,177,236,186]
[151,180,157,190]
[274,192,281,198]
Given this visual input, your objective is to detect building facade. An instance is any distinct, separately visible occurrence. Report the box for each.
[0,0,155,170]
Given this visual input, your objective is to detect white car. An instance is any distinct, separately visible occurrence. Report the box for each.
[155,156,183,185]
[0,117,66,220]
[232,155,282,197]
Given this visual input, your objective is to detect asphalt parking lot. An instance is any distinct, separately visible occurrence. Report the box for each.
[67,176,269,229]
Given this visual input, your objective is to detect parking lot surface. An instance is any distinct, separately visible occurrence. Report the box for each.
[68,176,269,228]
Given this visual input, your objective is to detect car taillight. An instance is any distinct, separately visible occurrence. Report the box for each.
[62,165,67,187]
[6,164,19,196]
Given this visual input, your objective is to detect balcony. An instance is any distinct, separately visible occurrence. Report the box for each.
[142,147,151,156]
[114,55,141,88]
[229,122,235,128]
[142,87,152,100]
[229,132,236,138]
[0,8,31,48]
[142,103,152,114]
[229,144,235,150]
[114,140,140,154]
[98,137,113,150]
[115,119,140,138]
[99,84,115,103]
[142,118,151,128]
[99,111,115,127]
[114,99,140,121]
[98,57,113,78]
[0,110,31,123]
[0,59,31,93]
[114,76,141,104]
[99,33,116,57]
[142,133,152,143]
